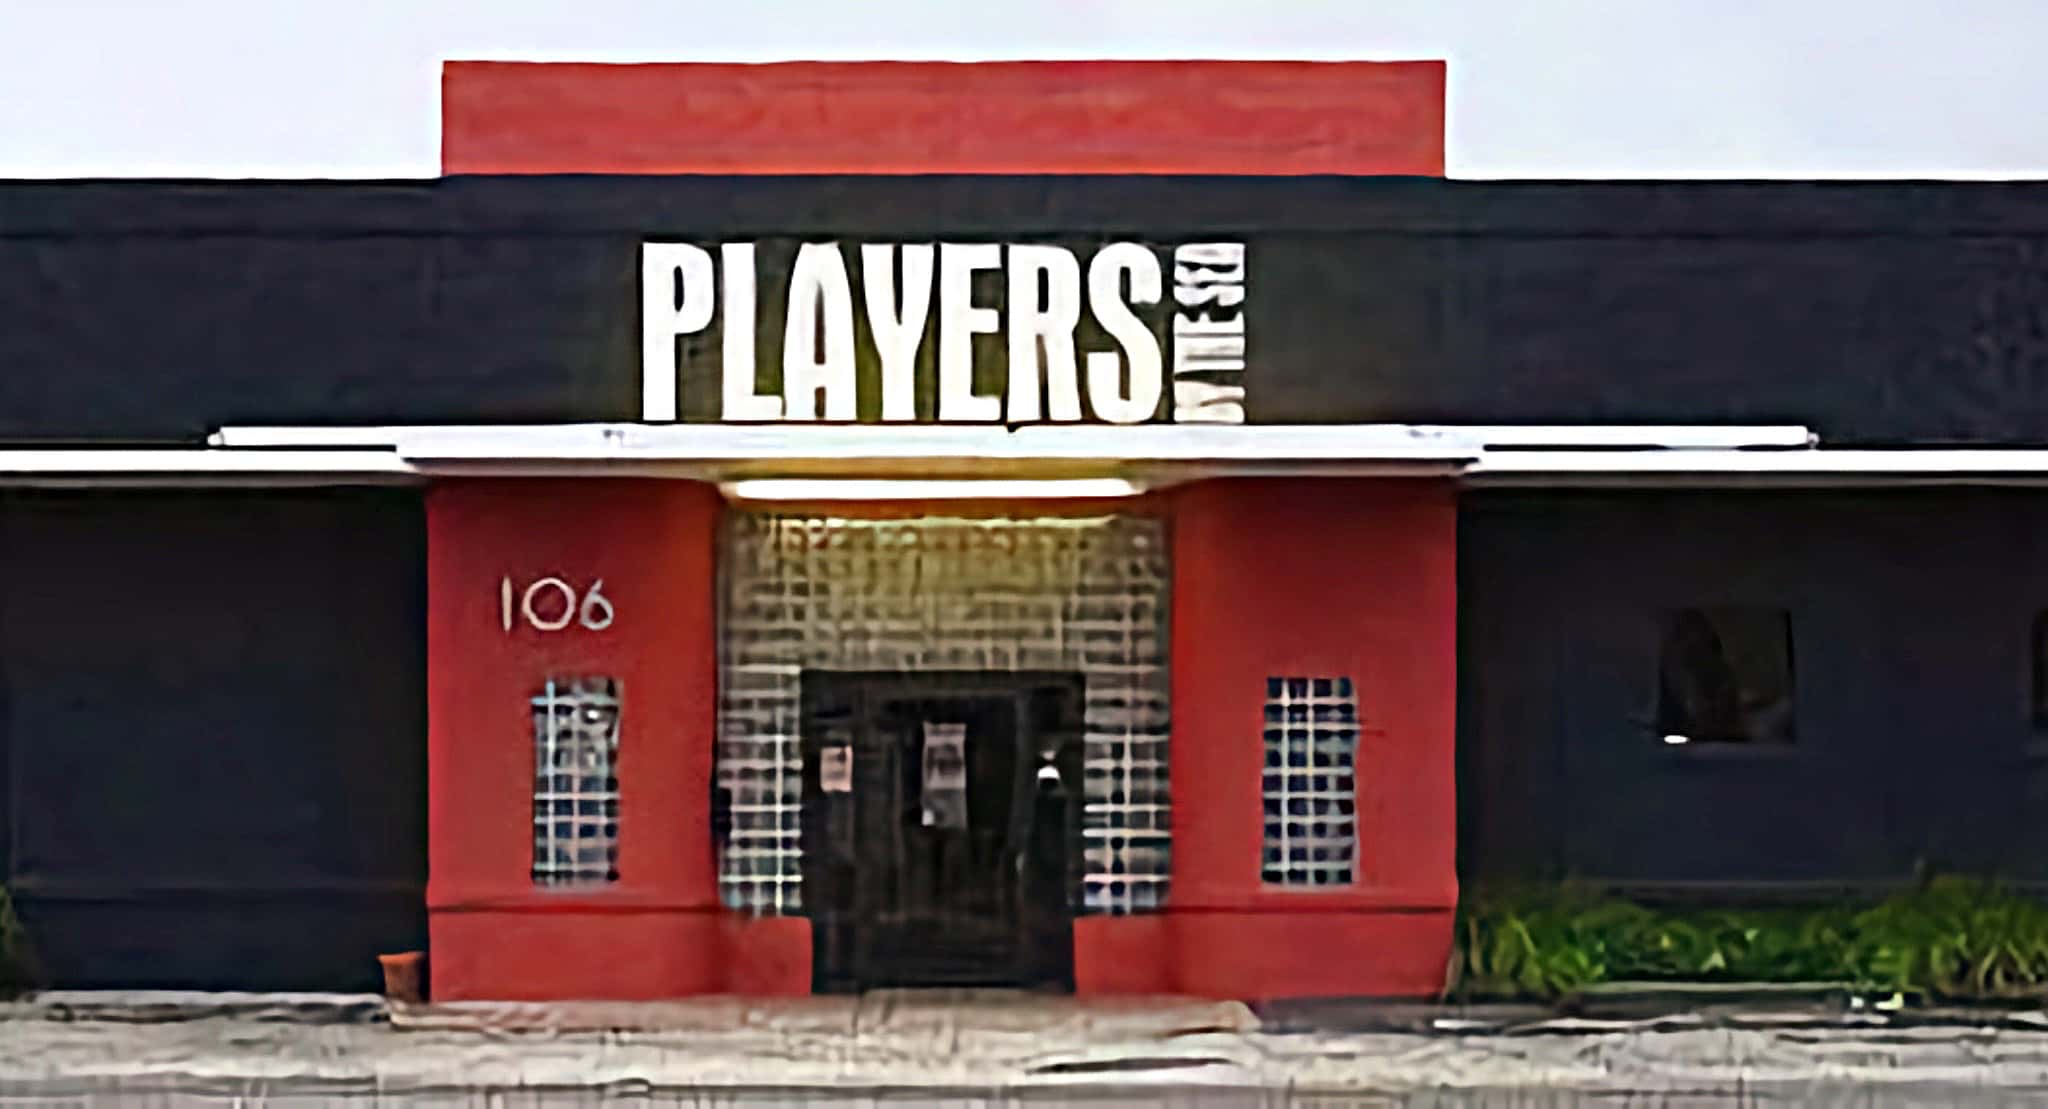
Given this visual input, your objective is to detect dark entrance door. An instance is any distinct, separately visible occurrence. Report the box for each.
[801,671,1082,993]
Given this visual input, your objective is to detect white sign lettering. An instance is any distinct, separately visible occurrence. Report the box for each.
[863,243,932,422]
[1172,243,1248,424]
[640,240,1246,424]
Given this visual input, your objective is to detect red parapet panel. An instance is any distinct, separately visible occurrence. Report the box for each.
[441,60,1445,176]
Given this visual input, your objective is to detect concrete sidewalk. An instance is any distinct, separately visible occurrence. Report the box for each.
[3,991,2048,1104]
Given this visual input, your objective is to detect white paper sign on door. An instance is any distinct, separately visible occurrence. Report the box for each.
[819,744,853,793]
[921,721,968,828]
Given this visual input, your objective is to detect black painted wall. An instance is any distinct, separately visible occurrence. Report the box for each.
[0,489,426,989]
[0,177,2046,442]
[1458,489,2048,896]
[4,175,2048,968]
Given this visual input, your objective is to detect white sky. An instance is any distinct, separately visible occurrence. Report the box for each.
[0,0,2042,179]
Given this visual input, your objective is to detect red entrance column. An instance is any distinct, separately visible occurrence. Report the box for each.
[1152,477,1460,1000]
[425,478,808,999]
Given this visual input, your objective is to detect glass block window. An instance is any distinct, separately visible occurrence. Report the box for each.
[1261,676,1358,887]
[531,676,622,886]
[719,514,1171,916]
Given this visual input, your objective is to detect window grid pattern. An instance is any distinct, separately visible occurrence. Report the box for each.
[1261,676,1359,887]
[718,514,1171,916]
[531,676,622,886]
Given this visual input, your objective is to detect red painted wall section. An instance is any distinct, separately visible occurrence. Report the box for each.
[426,478,809,999]
[427,477,1453,1000]
[1163,478,1459,1000]
[1073,915,1171,994]
[441,61,1445,175]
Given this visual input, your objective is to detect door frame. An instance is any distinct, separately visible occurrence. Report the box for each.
[799,669,1085,993]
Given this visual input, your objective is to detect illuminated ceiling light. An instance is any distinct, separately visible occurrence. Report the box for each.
[1662,734,1691,745]
[719,478,1147,502]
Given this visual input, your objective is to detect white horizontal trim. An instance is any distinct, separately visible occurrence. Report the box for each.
[205,422,1820,483]
[218,423,1477,482]
[1469,449,2048,486]
[1412,424,1813,449]
[212,422,1813,455]
[206,426,415,449]
[402,458,1470,484]
[221,422,1481,461]
[0,450,421,486]
[11,440,2048,491]
[399,425,1484,464]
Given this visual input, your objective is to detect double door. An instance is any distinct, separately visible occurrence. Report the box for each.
[800,671,1082,993]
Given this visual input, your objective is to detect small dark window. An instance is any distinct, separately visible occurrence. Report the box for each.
[1655,608,1795,745]
[2031,613,2048,731]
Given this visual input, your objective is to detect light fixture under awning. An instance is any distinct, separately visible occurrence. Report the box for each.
[720,478,1148,502]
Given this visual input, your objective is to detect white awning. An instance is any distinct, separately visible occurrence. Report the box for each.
[212,422,1815,454]
[198,422,1815,484]
[55,423,2048,490]
[215,423,1479,482]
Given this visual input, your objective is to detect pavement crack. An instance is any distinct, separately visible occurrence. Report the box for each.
[1027,1055,1233,1075]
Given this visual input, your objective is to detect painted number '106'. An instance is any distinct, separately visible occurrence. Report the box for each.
[501,577,615,633]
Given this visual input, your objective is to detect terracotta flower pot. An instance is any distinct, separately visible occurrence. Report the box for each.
[378,951,426,1005]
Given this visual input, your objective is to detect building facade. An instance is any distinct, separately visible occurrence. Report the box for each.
[4,64,2048,1002]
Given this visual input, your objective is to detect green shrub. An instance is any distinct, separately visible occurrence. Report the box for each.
[1840,877,2048,1001]
[1457,885,1647,998]
[1454,878,2048,1004]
